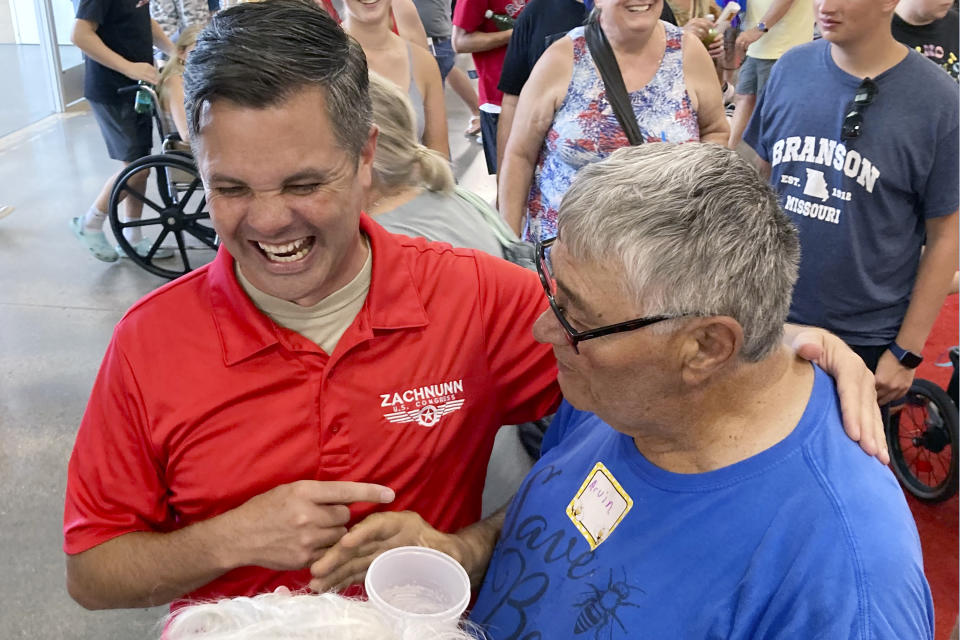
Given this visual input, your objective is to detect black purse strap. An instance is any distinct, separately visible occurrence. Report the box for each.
[585,19,645,146]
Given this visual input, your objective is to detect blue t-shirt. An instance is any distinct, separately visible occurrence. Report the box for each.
[470,367,933,639]
[744,40,959,346]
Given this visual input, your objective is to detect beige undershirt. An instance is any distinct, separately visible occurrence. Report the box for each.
[236,237,373,354]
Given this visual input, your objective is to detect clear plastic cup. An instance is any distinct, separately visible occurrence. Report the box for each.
[365,546,471,627]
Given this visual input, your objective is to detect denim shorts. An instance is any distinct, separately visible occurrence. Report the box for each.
[430,36,456,81]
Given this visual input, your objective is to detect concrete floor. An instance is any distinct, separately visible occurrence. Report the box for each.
[0,70,519,638]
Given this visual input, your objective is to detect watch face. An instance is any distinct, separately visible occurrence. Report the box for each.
[891,343,924,368]
[901,351,924,369]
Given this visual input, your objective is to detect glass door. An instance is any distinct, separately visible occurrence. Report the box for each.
[49,0,83,105]
[0,0,57,135]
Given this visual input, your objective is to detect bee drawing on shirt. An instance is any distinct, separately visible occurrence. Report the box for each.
[573,567,644,639]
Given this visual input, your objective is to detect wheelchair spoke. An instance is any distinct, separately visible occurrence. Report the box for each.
[175,178,203,211]
[174,229,192,271]
[182,211,211,222]
[185,224,219,250]
[143,229,170,261]
[116,216,165,229]
[121,183,165,214]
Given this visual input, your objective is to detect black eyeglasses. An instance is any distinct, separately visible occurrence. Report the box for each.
[535,237,688,354]
[841,77,878,141]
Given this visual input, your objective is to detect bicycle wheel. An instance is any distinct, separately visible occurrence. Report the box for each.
[886,378,959,503]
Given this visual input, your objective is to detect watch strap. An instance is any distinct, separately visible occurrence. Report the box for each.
[888,341,924,369]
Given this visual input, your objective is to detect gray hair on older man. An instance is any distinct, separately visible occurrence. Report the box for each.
[557,143,800,362]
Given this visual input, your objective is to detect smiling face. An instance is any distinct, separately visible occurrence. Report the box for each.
[815,0,898,46]
[343,0,393,25]
[193,87,376,306]
[596,0,663,33]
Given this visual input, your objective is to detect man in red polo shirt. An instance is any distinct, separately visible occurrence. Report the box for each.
[64,0,886,612]
[63,0,557,609]
[453,0,527,175]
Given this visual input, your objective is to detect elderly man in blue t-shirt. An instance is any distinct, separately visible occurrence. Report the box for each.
[744,0,959,406]
[466,144,933,639]
[310,144,930,639]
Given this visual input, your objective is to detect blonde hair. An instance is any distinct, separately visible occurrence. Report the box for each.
[368,72,453,194]
[690,0,717,19]
[159,26,203,107]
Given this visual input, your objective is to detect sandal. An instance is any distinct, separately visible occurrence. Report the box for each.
[464,115,481,137]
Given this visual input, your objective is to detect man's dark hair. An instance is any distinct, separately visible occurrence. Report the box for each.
[184,0,371,157]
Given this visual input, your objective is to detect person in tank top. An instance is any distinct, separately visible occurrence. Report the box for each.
[342,0,449,156]
[498,0,729,243]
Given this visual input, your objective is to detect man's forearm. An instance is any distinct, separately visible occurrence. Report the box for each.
[449,507,506,588]
[71,24,135,77]
[760,0,797,28]
[895,217,959,352]
[67,514,235,609]
[453,27,513,54]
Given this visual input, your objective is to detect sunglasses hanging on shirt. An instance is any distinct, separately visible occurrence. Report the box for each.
[840,77,878,141]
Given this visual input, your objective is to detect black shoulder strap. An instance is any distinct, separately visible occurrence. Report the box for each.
[584,19,645,146]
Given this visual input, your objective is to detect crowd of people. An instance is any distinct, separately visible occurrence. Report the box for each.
[60,0,957,637]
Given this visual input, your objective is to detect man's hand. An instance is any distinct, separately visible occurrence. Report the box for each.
[224,480,395,572]
[875,350,916,406]
[736,27,763,56]
[124,61,159,84]
[790,327,889,464]
[309,511,458,592]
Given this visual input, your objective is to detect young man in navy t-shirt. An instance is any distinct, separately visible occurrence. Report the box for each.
[744,0,958,406]
[70,0,174,262]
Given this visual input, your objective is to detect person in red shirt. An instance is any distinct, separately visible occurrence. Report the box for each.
[64,0,557,610]
[452,0,528,175]
[63,0,886,612]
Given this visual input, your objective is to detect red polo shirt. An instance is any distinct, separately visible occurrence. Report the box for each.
[64,215,559,604]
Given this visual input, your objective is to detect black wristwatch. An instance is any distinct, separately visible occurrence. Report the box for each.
[888,341,924,369]
[756,21,769,33]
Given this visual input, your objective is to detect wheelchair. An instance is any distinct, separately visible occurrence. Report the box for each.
[110,84,218,280]
[886,347,959,503]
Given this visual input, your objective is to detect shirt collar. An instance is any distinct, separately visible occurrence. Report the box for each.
[207,214,429,366]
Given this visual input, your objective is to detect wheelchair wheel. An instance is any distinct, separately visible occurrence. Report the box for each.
[886,378,959,503]
[108,154,218,280]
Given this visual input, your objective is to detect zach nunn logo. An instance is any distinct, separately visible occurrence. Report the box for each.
[380,380,466,428]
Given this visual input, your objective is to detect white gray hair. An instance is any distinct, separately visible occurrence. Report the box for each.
[558,143,799,362]
[163,591,483,640]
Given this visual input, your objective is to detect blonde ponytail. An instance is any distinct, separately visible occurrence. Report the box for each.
[414,146,455,193]
[368,72,454,194]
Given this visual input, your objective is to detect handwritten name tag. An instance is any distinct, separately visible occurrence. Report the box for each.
[566,462,633,551]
